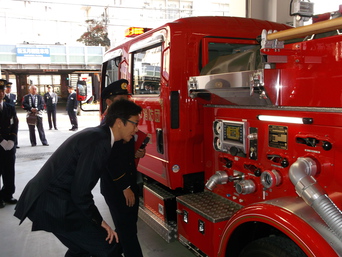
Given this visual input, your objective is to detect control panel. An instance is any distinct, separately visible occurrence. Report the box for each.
[213,120,247,157]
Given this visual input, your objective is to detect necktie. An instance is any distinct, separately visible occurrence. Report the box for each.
[32,95,36,108]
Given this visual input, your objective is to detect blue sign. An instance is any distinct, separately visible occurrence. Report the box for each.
[16,47,50,57]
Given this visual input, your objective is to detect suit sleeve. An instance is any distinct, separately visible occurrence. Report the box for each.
[22,96,31,111]
[70,137,110,225]
[10,106,19,141]
[37,95,45,111]
[0,104,18,142]
[73,93,78,109]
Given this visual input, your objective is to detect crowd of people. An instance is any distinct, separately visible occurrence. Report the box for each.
[0,78,147,257]
[0,82,81,209]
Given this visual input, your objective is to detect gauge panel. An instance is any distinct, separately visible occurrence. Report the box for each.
[213,120,247,155]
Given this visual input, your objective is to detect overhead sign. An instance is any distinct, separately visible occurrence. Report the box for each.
[16,47,51,64]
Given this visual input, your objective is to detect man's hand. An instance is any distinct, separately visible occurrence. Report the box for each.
[101,220,119,244]
[135,148,146,159]
[123,187,135,207]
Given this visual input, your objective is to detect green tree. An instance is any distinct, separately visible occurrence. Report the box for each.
[77,19,110,48]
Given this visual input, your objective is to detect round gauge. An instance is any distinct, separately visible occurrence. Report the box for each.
[213,120,221,135]
[214,137,221,151]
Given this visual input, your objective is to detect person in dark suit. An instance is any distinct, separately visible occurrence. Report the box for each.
[66,85,78,131]
[44,85,58,130]
[22,85,48,146]
[14,99,142,257]
[100,79,145,257]
[4,81,20,148]
[3,82,17,106]
[0,79,19,208]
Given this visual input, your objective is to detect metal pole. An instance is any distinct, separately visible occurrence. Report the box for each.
[267,16,342,41]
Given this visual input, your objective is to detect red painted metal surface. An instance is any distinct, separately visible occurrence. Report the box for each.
[104,16,289,189]
[101,15,342,257]
[177,201,228,257]
[262,35,342,107]
[217,202,340,257]
[203,106,342,206]
[143,186,166,221]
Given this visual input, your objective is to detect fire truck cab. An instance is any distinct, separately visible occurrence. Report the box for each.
[100,14,342,257]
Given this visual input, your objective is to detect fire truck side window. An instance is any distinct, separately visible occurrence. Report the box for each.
[105,57,121,87]
[132,46,161,95]
[201,43,259,75]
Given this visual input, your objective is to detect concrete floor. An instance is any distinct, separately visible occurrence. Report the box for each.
[0,105,195,257]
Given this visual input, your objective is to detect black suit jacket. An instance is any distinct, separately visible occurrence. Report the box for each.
[14,125,113,233]
[22,94,45,116]
[4,93,16,106]
[43,92,58,111]
[0,101,18,142]
[101,138,137,193]
[66,92,78,112]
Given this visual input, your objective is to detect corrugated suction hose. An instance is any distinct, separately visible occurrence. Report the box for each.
[289,157,342,240]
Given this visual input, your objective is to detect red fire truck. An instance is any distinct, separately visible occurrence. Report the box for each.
[99,11,342,257]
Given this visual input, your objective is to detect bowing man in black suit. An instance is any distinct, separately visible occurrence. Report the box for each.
[22,85,48,146]
[14,99,142,257]
[0,80,19,208]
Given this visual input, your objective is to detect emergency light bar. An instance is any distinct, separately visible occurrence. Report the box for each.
[257,115,313,124]
[125,27,151,37]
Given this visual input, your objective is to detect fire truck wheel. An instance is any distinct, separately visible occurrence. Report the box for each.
[238,236,306,257]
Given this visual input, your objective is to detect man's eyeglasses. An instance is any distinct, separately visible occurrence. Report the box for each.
[124,119,139,127]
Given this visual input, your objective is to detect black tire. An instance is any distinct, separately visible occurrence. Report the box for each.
[238,236,307,257]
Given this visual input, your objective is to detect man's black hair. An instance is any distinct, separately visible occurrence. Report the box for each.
[105,99,142,127]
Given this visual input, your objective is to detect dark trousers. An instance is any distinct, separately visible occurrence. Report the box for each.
[68,111,78,129]
[103,187,143,257]
[28,116,48,145]
[47,108,57,129]
[0,146,16,200]
[53,224,121,257]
